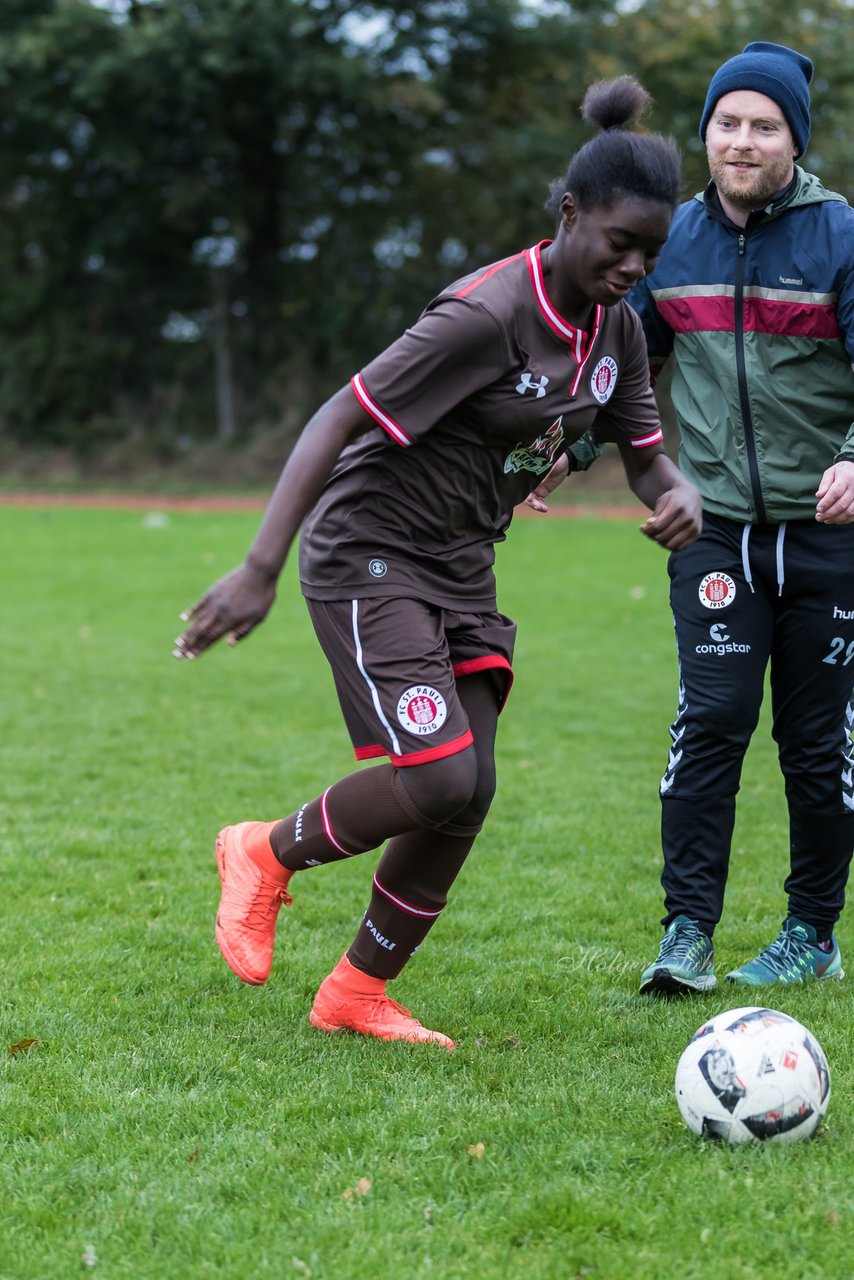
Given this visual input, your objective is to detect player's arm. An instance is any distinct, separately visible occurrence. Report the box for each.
[174,386,372,659]
[618,441,702,550]
[627,275,674,389]
[816,459,854,524]
[816,254,854,523]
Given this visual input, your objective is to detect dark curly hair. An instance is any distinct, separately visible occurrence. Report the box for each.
[545,76,682,217]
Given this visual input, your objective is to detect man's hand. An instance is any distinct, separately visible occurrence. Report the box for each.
[639,484,703,551]
[172,561,277,660]
[816,461,854,524]
[524,453,570,513]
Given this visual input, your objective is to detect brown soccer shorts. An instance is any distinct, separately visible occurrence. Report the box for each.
[305,596,516,766]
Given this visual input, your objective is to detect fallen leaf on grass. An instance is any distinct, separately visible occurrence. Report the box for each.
[341,1177,372,1201]
[826,1210,840,1225]
[8,1038,40,1057]
[187,1147,200,1164]
[466,1142,486,1159]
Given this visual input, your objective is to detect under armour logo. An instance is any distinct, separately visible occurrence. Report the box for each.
[515,372,549,399]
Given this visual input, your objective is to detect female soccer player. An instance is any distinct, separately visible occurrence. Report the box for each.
[174,76,702,1049]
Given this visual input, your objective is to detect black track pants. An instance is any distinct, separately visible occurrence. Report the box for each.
[659,513,854,936]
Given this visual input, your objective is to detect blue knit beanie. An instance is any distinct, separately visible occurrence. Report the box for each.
[699,41,813,157]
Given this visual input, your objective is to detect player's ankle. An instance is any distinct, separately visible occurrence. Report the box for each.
[337,953,386,995]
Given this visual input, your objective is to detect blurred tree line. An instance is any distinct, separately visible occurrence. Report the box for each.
[1,0,851,458]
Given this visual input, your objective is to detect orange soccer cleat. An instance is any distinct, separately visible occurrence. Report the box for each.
[309,954,455,1049]
[214,821,293,985]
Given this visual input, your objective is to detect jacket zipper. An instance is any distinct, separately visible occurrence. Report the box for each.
[735,232,766,522]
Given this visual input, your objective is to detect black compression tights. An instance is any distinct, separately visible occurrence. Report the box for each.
[347,672,501,979]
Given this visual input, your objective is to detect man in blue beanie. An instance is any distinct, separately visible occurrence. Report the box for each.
[698,41,813,160]
[625,43,854,991]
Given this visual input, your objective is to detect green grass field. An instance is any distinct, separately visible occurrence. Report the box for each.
[1,503,851,1280]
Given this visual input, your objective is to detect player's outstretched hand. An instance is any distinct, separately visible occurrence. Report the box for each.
[524,453,570,513]
[172,561,277,660]
[639,484,702,551]
[816,461,854,525]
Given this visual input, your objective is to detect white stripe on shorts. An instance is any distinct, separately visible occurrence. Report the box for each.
[351,599,402,757]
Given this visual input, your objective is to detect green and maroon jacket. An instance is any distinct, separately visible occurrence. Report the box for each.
[628,167,854,523]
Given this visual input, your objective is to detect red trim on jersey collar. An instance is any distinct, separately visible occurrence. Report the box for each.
[526,241,603,396]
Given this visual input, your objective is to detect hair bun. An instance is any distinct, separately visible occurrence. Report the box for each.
[582,76,651,131]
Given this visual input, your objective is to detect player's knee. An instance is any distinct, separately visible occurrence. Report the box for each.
[451,768,497,829]
[399,748,479,826]
[698,723,754,761]
[682,701,759,747]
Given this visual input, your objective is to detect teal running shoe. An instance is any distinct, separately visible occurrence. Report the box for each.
[725,916,845,986]
[639,915,716,994]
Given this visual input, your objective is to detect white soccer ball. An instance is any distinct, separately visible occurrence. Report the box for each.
[674,1006,831,1145]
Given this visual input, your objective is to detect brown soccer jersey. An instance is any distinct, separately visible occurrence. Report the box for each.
[299,240,663,610]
